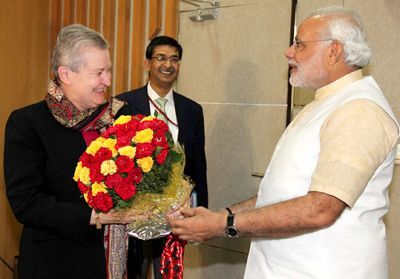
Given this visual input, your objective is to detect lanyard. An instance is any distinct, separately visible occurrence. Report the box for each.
[148,96,179,128]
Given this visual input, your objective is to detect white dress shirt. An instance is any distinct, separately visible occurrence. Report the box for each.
[147,83,179,143]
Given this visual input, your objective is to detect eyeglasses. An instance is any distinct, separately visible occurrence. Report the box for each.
[150,55,181,65]
[292,38,334,50]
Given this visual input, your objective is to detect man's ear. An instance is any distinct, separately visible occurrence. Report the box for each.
[328,40,344,65]
[57,66,72,84]
[144,59,150,71]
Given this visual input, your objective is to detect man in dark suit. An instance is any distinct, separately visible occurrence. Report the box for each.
[118,36,208,278]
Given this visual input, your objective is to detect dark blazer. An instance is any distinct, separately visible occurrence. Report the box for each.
[4,100,130,279]
[118,85,208,207]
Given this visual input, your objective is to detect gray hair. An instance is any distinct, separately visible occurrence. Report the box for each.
[309,6,372,67]
[51,24,109,80]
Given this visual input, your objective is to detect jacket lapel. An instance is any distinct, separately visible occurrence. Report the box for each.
[174,92,186,143]
[132,87,151,115]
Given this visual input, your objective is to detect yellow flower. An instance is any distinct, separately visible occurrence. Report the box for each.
[118,146,136,159]
[79,166,91,185]
[133,128,154,143]
[137,157,153,173]
[142,115,156,122]
[87,137,106,155]
[73,162,83,182]
[102,138,118,157]
[101,160,117,175]
[114,115,131,125]
[92,182,108,196]
[83,193,91,206]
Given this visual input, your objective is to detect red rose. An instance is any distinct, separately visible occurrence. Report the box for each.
[152,131,168,147]
[91,192,114,212]
[140,118,168,133]
[114,180,137,200]
[80,152,96,167]
[134,114,145,120]
[155,119,169,133]
[135,143,156,158]
[104,174,124,189]
[138,119,158,130]
[128,167,143,184]
[77,181,89,194]
[116,121,138,139]
[115,134,132,149]
[101,126,117,138]
[89,163,105,183]
[116,155,134,173]
[94,147,113,162]
[156,149,169,165]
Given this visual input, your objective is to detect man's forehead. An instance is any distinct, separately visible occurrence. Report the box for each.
[153,45,179,54]
[298,16,327,38]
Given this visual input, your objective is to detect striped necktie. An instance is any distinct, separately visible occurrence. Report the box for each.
[154,98,168,123]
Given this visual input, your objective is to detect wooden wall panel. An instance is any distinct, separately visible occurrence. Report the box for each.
[114,0,131,94]
[149,0,162,40]
[165,0,179,38]
[88,0,101,31]
[131,1,146,89]
[50,0,62,54]
[62,0,75,26]
[0,1,50,278]
[74,0,88,25]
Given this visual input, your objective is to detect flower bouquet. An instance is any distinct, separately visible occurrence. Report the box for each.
[73,114,192,278]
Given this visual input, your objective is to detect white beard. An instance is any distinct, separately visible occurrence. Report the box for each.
[289,46,328,90]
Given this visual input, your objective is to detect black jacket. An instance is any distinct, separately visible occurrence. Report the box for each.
[4,100,130,279]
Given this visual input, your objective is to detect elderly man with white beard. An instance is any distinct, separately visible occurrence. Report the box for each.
[168,5,399,279]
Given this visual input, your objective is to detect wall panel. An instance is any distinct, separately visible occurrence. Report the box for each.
[131,1,147,89]
[0,1,50,278]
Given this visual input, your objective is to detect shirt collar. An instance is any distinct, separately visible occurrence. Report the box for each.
[147,83,174,104]
[315,69,364,101]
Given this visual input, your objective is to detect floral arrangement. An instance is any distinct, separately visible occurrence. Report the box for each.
[73,114,191,278]
[73,114,187,214]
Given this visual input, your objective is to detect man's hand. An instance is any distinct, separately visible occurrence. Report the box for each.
[167,207,227,242]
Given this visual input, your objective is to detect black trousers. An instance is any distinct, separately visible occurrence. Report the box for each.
[127,237,166,279]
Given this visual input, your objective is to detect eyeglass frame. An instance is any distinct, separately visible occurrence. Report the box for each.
[150,54,181,65]
[291,38,334,50]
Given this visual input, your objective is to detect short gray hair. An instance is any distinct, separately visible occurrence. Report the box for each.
[309,6,372,67]
[51,24,109,80]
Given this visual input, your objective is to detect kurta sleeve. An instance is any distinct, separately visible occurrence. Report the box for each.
[309,99,398,207]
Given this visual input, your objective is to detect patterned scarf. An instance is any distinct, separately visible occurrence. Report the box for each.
[45,80,125,132]
[45,80,129,279]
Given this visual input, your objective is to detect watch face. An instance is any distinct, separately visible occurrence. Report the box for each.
[226,226,238,237]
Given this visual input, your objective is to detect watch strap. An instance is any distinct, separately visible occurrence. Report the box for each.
[225,207,239,237]
[225,207,234,226]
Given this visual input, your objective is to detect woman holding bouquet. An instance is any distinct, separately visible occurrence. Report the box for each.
[4,24,137,279]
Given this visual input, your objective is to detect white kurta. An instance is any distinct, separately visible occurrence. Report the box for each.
[244,76,399,279]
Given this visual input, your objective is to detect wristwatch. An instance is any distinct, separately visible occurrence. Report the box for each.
[225,207,239,237]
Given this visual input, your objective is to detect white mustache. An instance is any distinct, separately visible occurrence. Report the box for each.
[288,60,298,67]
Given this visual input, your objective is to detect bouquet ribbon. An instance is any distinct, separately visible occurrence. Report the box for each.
[160,234,187,279]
